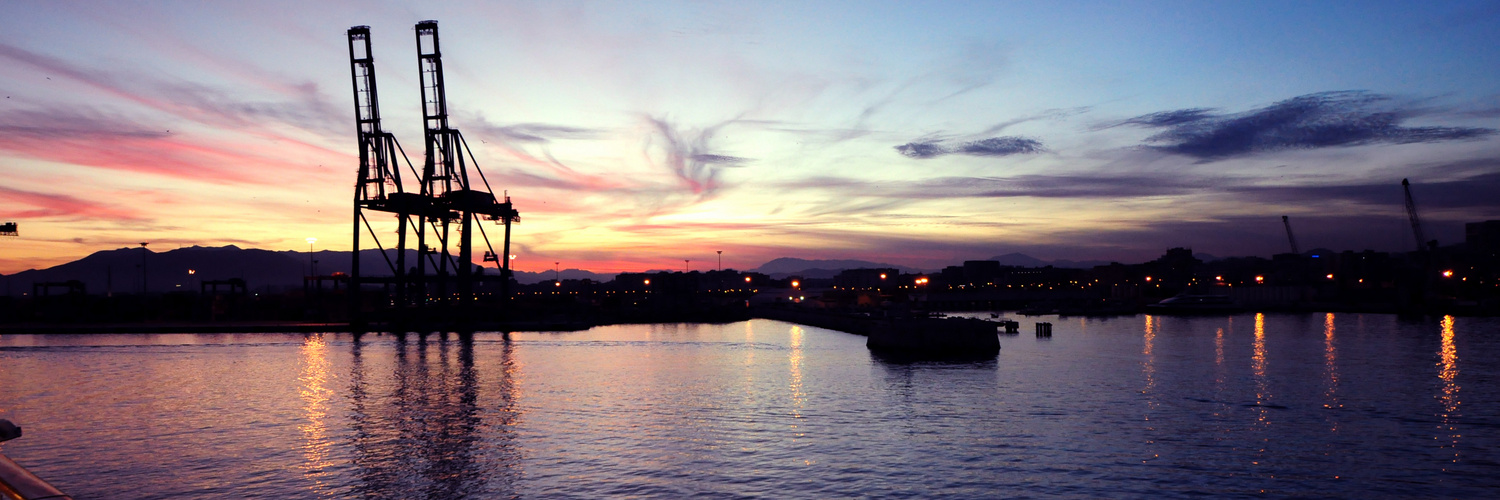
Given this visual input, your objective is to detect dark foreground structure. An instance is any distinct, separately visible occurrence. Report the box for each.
[0,419,73,500]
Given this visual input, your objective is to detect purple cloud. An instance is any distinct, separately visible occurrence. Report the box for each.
[1124,91,1494,160]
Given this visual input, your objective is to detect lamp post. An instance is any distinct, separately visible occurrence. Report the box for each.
[306,238,317,276]
[554,261,560,283]
[139,242,149,293]
[684,259,690,273]
[717,250,722,271]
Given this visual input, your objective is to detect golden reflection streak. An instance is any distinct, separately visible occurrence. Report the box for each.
[1252,313,1266,379]
[1251,313,1270,460]
[1141,315,1157,462]
[1324,313,1341,418]
[1214,327,1225,385]
[298,334,336,494]
[1142,315,1155,393]
[1438,315,1460,468]
[788,325,805,438]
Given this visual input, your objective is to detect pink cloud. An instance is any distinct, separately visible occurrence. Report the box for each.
[0,129,338,185]
[0,42,348,161]
[0,185,146,222]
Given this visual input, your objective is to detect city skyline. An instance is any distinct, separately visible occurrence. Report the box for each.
[2,1,1498,274]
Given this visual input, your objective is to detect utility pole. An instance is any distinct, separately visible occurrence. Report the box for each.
[139,242,149,294]
[307,237,318,276]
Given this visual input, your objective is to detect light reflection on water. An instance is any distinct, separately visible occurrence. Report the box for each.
[298,334,336,496]
[788,325,805,441]
[1141,315,1157,463]
[1438,315,1460,469]
[1,315,1498,498]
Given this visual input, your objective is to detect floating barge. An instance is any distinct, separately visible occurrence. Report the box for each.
[753,308,1000,359]
[866,317,1000,357]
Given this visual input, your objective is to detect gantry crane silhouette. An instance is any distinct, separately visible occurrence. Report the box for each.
[347,21,519,324]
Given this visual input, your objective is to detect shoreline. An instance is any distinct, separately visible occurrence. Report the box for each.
[0,306,1476,336]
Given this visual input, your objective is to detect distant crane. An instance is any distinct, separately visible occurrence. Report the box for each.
[1281,216,1300,255]
[1402,178,1431,252]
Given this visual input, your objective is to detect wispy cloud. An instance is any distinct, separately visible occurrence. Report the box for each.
[791,173,1206,199]
[975,107,1091,136]
[0,42,347,157]
[643,116,749,197]
[895,136,1044,159]
[1119,91,1494,160]
[894,140,948,159]
[1227,171,1500,210]
[784,166,1500,219]
[958,137,1047,156]
[462,115,622,192]
[0,107,168,140]
[472,121,605,144]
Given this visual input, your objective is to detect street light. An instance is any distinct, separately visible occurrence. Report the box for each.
[306,237,318,276]
[717,250,722,271]
[139,242,149,294]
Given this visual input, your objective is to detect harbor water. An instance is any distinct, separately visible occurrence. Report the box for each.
[1,314,1497,498]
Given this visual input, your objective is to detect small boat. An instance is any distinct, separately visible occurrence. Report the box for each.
[1145,294,1242,314]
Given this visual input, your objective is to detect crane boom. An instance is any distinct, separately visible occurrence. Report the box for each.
[1402,178,1428,252]
[1281,216,1300,255]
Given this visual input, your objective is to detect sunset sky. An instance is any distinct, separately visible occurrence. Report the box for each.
[1,1,1498,274]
